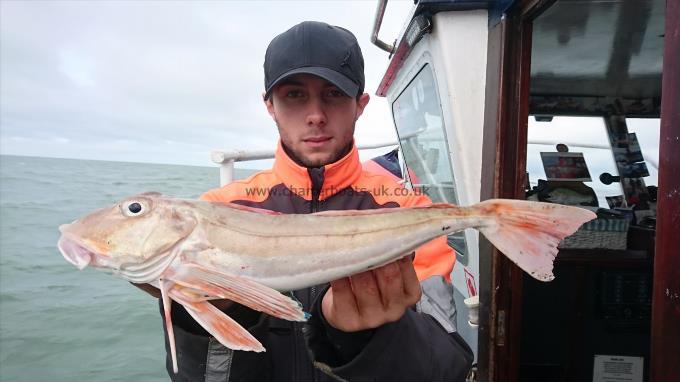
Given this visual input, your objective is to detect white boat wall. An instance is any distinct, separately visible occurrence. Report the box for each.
[380,8,492,359]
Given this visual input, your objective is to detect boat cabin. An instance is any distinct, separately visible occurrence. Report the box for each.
[372,0,677,381]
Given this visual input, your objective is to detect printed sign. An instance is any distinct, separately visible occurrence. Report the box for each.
[593,355,643,382]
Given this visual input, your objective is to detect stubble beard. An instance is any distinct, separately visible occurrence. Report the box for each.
[276,119,355,168]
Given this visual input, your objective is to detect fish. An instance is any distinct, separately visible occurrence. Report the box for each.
[57,192,595,372]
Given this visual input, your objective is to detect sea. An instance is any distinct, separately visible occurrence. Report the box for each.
[0,155,256,382]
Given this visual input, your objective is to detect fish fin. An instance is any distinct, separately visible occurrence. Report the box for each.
[170,264,307,322]
[159,279,178,373]
[474,199,596,282]
[168,287,265,352]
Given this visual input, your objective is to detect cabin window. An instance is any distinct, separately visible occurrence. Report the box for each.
[526,116,661,210]
[526,116,624,207]
[392,64,468,259]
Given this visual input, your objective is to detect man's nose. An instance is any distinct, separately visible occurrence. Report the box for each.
[306,97,327,127]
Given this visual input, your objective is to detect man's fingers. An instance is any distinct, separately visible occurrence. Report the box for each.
[373,261,404,308]
[349,271,383,321]
[323,256,423,332]
[397,256,422,304]
[329,277,357,312]
[323,277,359,330]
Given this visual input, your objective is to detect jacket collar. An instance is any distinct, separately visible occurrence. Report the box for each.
[273,140,362,201]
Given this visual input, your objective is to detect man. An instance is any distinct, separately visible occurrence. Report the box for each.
[141,21,473,381]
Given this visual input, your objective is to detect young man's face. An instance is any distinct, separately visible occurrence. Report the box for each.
[265,74,370,168]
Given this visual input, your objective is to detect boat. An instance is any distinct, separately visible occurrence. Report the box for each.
[212,1,678,380]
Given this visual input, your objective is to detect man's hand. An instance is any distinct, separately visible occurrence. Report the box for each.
[321,256,422,332]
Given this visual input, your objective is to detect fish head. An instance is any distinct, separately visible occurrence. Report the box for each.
[57,192,197,281]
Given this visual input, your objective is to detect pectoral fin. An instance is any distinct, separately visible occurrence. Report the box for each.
[169,286,265,352]
[169,263,307,322]
[159,279,178,373]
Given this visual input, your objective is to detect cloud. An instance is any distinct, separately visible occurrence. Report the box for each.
[0,1,412,167]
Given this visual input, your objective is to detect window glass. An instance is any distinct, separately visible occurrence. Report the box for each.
[527,116,623,207]
[392,65,468,262]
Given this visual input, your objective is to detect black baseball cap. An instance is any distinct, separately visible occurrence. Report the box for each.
[264,21,365,99]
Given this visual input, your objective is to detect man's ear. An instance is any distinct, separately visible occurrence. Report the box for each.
[355,93,370,120]
[263,92,275,118]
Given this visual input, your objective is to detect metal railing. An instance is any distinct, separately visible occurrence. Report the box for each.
[211,139,658,186]
[211,141,399,186]
[371,0,396,54]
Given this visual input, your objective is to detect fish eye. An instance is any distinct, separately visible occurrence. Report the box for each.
[128,203,142,213]
[121,200,147,217]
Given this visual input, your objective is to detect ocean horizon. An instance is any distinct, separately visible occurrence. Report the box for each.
[0,155,256,381]
[0,153,268,170]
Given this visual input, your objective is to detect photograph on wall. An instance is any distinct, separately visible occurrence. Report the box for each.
[626,133,644,162]
[609,131,630,149]
[620,162,650,178]
[621,178,650,210]
[540,152,592,182]
[613,133,644,163]
[605,195,626,209]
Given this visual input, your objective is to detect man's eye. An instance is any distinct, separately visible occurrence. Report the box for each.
[286,90,305,98]
[326,89,345,98]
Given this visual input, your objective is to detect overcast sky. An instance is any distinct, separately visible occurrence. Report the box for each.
[0,0,414,167]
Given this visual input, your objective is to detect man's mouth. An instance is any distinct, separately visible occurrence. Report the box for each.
[303,136,332,148]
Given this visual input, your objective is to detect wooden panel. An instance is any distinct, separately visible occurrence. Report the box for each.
[494,10,532,382]
[650,0,680,379]
[478,18,505,382]
[479,1,555,381]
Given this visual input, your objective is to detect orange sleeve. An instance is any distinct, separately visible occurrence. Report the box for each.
[200,170,278,204]
[200,185,246,203]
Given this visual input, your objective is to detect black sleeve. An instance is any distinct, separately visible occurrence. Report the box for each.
[304,289,473,382]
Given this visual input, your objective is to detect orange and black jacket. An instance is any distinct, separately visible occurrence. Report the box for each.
[161,143,473,382]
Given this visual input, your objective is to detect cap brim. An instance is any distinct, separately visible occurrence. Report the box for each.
[265,67,359,99]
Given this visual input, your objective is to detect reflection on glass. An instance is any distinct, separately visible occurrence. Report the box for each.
[392,65,468,262]
[527,116,624,207]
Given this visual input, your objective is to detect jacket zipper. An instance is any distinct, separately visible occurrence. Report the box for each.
[310,179,320,213]
[306,167,323,379]
[308,167,324,213]
[311,192,319,213]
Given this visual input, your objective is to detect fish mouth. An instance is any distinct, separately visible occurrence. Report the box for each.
[57,235,95,270]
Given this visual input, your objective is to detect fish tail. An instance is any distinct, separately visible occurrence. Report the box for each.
[471,199,596,281]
